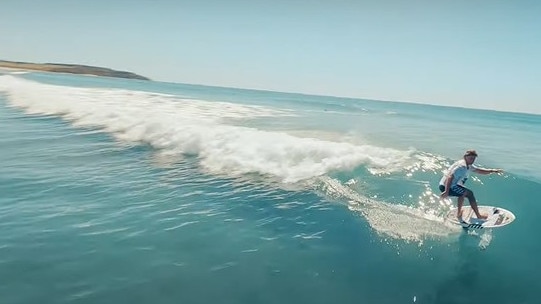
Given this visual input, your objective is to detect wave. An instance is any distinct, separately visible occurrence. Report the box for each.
[0,75,417,184]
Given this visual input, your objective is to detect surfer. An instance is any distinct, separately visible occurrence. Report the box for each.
[439,150,503,220]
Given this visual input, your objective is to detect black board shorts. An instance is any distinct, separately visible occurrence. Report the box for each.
[439,184,467,197]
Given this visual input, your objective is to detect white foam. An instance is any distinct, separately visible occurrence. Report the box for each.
[314,176,460,242]
[0,76,415,183]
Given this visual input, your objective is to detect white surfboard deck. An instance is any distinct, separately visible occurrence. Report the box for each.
[445,205,515,229]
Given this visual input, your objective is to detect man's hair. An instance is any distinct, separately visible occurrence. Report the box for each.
[464,149,478,157]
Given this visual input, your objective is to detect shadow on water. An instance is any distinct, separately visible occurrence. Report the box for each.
[421,230,528,304]
[429,231,484,304]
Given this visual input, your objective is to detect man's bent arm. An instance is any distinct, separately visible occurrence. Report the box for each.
[443,174,453,194]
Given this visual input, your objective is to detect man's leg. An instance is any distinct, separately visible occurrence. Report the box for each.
[464,189,487,219]
[456,195,464,219]
[448,185,466,219]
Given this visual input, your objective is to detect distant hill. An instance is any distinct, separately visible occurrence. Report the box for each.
[0,60,150,81]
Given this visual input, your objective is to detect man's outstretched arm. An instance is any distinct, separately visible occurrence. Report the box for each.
[474,167,503,175]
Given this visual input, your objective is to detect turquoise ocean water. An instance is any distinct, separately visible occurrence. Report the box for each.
[1,70,540,304]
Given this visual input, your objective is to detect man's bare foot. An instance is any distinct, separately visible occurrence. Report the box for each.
[476,214,488,220]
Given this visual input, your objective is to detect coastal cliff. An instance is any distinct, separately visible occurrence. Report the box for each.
[0,60,150,81]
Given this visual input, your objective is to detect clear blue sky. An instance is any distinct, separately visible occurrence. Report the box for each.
[1,0,540,114]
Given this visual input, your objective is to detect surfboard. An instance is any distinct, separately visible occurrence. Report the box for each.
[445,205,516,229]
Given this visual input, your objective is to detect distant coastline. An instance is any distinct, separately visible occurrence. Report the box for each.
[0,60,150,81]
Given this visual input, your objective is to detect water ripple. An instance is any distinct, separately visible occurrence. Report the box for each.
[163,220,200,231]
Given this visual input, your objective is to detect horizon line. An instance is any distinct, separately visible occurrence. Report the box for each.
[1,63,539,117]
